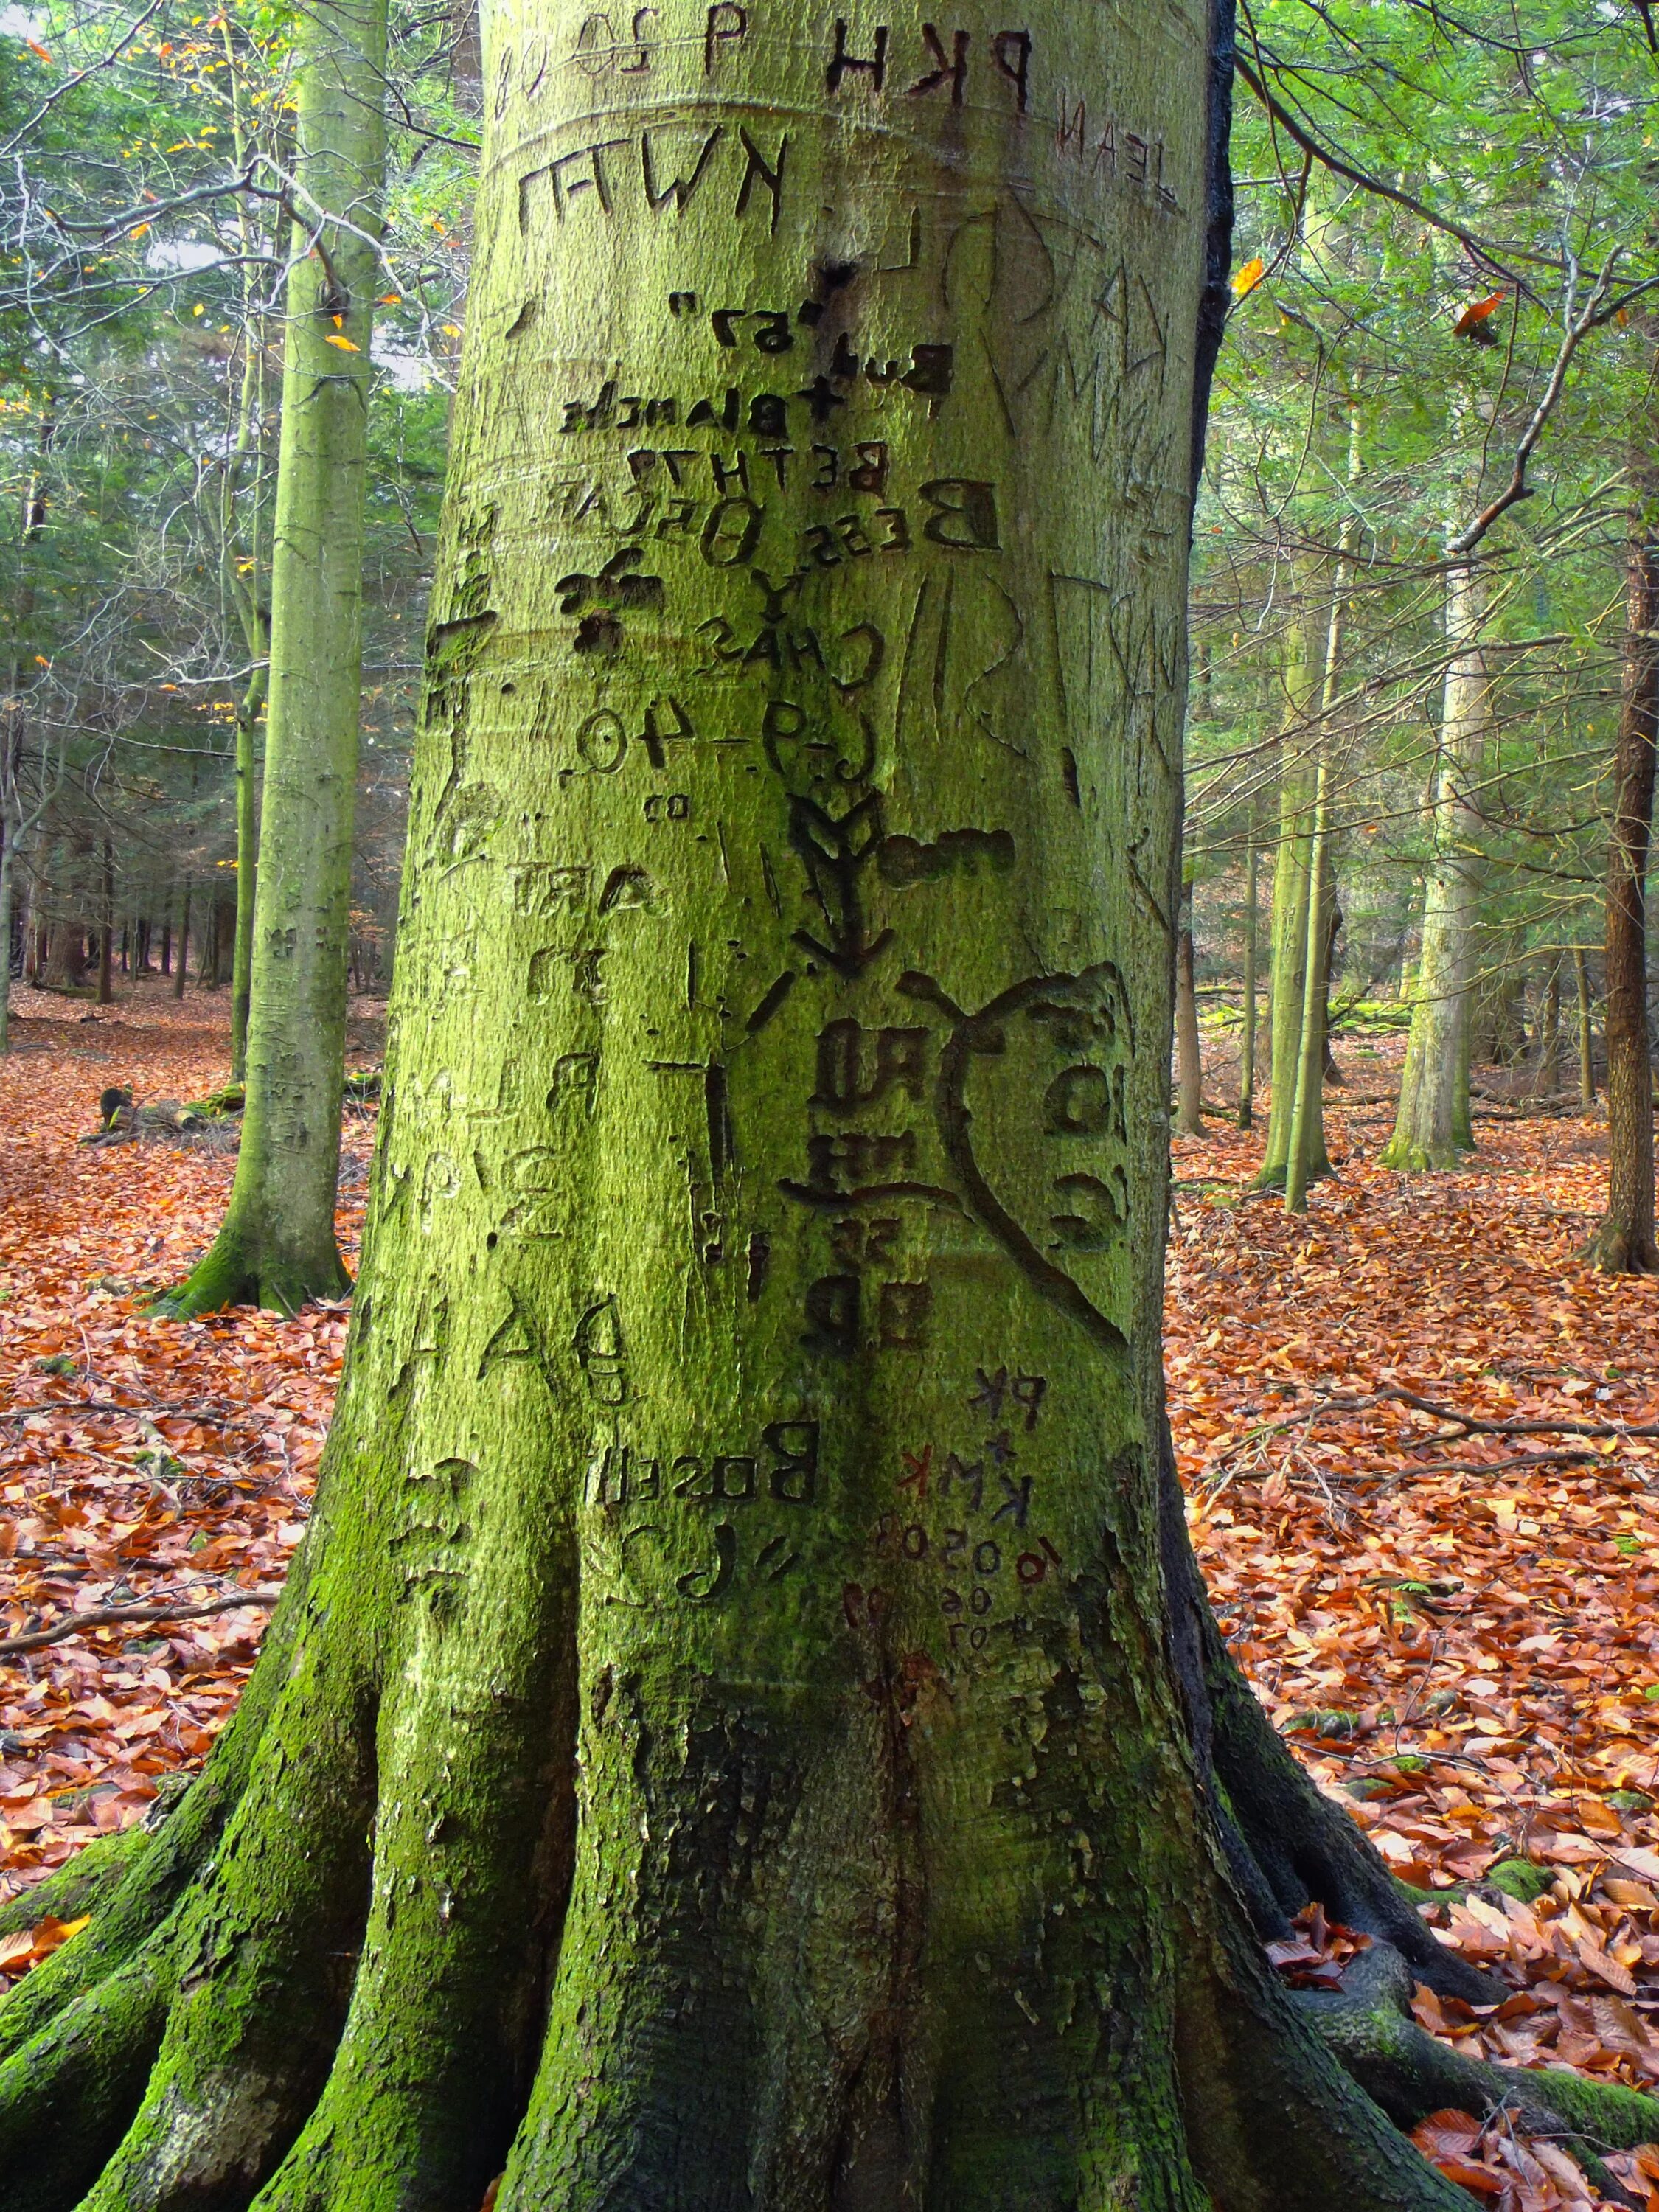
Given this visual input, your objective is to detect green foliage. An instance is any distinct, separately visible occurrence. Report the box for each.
[1188,1,1659,1054]
[1,0,470,978]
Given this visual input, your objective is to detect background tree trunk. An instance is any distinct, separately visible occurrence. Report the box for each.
[1530,953,1561,1096]
[154,0,387,1318]
[1382,554,1487,1170]
[1176,900,1204,1134]
[1238,814,1257,1128]
[44,919,84,990]
[229,700,261,1079]
[1585,447,1659,1271]
[1575,945,1596,1109]
[1254,622,1321,1188]
[1284,748,1332,1212]
[95,838,114,1005]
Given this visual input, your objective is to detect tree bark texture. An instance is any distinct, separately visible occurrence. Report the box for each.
[96,838,114,1006]
[1237,818,1256,1129]
[1382,557,1487,1172]
[1176,911,1203,1134]
[1575,945,1596,1110]
[0,825,13,1054]
[7,5,1635,2208]
[229,686,263,1085]
[171,885,189,1000]
[1585,459,1659,1273]
[155,0,386,1317]
[1253,625,1326,1189]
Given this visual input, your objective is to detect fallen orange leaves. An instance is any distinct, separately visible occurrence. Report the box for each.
[0,984,372,1894]
[1171,1047,1659,2203]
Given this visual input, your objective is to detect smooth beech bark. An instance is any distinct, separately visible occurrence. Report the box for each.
[1283,455,1358,1212]
[10,5,1648,2208]
[1255,621,1329,1189]
[154,0,386,1316]
[1283,746,1330,1215]
[1381,554,1487,1172]
[1585,451,1659,1273]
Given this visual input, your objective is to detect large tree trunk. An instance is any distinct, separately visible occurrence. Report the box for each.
[7,7,1650,2208]
[1284,748,1331,1213]
[154,0,386,1318]
[1382,555,1486,1171]
[1585,454,1659,1272]
[42,917,85,990]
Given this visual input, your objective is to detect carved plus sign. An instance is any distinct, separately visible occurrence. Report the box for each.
[796,374,846,423]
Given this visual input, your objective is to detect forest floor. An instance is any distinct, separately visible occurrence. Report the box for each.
[4,984,1659,2207]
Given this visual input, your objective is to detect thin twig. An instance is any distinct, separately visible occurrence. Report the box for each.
[0,1400,253,1425]
[0,1587,282,1660]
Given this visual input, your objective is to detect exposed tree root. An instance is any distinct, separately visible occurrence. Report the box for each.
[1158,1425,1500,2006]
[0,1426,1638,2212]
[0,1942,173,2212]
[1378,1133,1477,1173]
[1301,1941,1659,2204]
[147,1231,350,1321]
[0,1824,153,1942]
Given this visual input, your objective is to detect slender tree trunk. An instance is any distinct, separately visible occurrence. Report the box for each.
[95,838,114,1005]
[11,10,1637,2208]
[1285,747,1332,1214]
[1254,624,1319,1187]
[1268,421,1359,1196]
[173,883,190,1000]
[0,821,12,1053]
[161,920,172,978]
[1239,816,1257,1128]
[1382,556,1487,1170]
[156,0,386,1318]
[1575,945,1596,1110]
[1585,451,1659,1270]
[1319,891,1343,1082]
[223,46,274,1093]
[1176,898,1203,1135]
